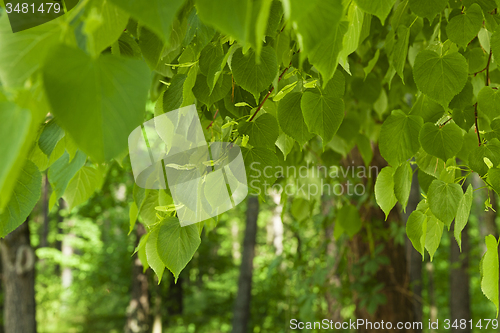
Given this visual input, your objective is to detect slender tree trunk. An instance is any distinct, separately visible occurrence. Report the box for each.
[270,191,283,255]
[0,219,37,333]
[151,280,162,333]
[231,196,259,333]
[450,223,471,332]
[402,166,423,332]
[54,199,64,275]
[427,262,437,332]
[40,173,50,248]
[125,223,149,333]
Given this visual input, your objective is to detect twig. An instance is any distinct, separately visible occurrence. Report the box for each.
[206,109,219,129]
[439,117,452,127]
[248,62,292,122]
[486,50,493,86]
[474,103,481,146]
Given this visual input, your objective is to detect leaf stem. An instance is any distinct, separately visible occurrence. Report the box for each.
[249,62,292,122]
[474,103,481,146]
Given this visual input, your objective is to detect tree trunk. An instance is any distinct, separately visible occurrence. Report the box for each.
[427,262,437,332]
[402,166,423,332]
[0,219,37,333]
[348,147,415,332]
[151,280,162,333]
[125,223,149,333]
[231,196,259,333]
[270,191,283,255]
[450,223,471,332]
[40,173,50,248]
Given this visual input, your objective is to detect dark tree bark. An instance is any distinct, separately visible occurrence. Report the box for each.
[231,196,259,333]
[125,223,150,333]
[0,219,37,333]
[166,275,183,315]
[402,166,423,332]
[39,173,50,248]
[450,223,471,332]
[348,147,415,333]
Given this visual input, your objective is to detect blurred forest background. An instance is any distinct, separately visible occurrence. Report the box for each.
[0,0,499,332]
[0,159,496,332]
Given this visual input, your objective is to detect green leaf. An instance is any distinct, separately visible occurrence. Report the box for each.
[38,119,65,157]
[239,113,279,150]
[0,161,42,237]
[468,138,500,176]
[406,210,428,257]
[136,233,150,272]
[159,74,187,113]
[146,225,165,283]
[413,50,468,107]
[492,26,500,62]
[276,133,295,160]
[0,102,31,209]
[196,0,250,45]
[449,81,474,110]
[157,217,201,282]
[254,0,273,56]
[452,106,475,131]
[129,201,138,235]
[419,123,464,162]
[410,94,445,123]
[48,151,87,210]
[481,235,499,316]
[394,162,412,212]
[356,134,373,167]
[488,168,500,195]
[193,73,232,107]
[390,25,410,82]
[242,147,280,197]
[0,16,60,87]
[354,0,397,24]
[427,179,463,228]
[478,86,500,121]
[418,169,436,194]
[286,0,344,55]
[231,46,278,97]
[42,45,150,162]
[425,213,444,261]
[278,93,314,146]
[339,2,365,61]
[337,205,362,237]
[375,166,397,219]
[308,22,348,85]
[446,4,483,48]
[63,166,103,212]
[109,0,184,41]
[454,184,473,251]
[87,0,130,55]
[351,74,382,104]
[301,89,344,147]
[137,25,165,70]
[199,42,227,93]
[139,190,159,227]
[379,110,423,167]
[409,0,448,20]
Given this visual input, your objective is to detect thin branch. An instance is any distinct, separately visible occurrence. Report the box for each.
[439,117,452,128]
[486,49,493,86]
[248,62,292,122]
[474,103,481,146]
[206,109,219,129]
